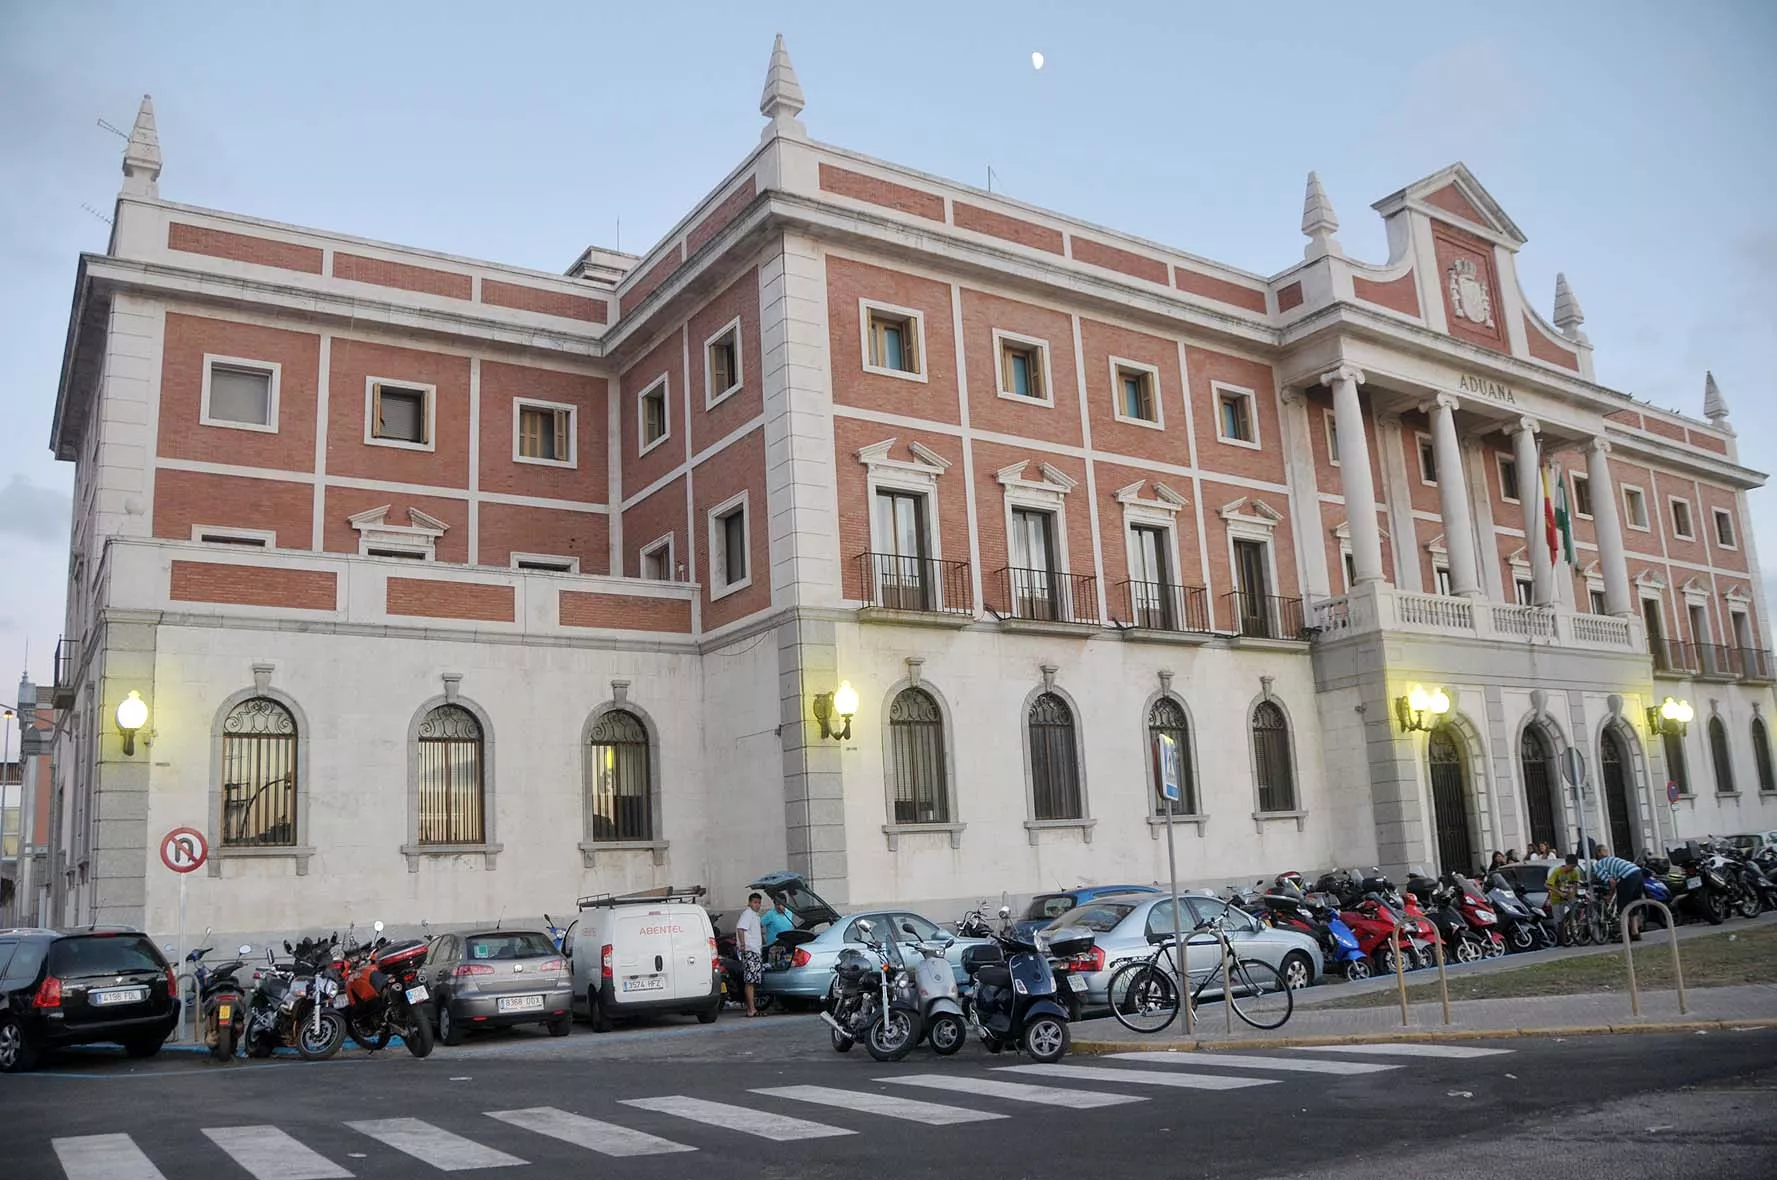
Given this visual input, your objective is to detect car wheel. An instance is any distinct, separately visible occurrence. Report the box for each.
[439,1005,466,1047]
[1279,952,1313,991]
[546,1013,572,1038]
[124,1035,165,1059]
[0,1017,38,1073]
[696,1004,719,1025]
[589,990,614,1033]
[1023,1015,1070,1064]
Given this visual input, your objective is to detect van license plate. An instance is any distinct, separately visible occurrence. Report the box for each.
[497,995,545,1013]
[92,987,148,1006]
[1066,974,1088,992]
[623,976,666,993]
[405,985,429,1004]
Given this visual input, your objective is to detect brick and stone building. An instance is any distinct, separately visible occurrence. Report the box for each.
[44,38,1777,943]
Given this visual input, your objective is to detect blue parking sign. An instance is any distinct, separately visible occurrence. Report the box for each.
[1157,732,1182,802]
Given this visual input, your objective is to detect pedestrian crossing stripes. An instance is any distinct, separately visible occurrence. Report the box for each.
[1292,1042,1514,1059]
[346,1118,528,1171]
[202,1127,353,1180]
[42,1043,1514,1177]
[1111,1051,1400,1075]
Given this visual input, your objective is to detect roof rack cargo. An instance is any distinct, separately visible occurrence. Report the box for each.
[576,885,708,909]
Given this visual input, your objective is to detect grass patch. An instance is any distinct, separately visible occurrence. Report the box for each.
[1316,925,1777,1008]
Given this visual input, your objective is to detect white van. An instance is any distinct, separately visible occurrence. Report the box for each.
[564,886,721,1031]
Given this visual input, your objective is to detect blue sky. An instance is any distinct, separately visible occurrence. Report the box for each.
[1,1,1774,689]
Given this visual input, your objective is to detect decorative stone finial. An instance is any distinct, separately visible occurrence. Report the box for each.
[759,33,807,142]
[1703,371,1731,429]
[1553,272,1587,342]
[121,94,162,198]
[1301,171,1342,260]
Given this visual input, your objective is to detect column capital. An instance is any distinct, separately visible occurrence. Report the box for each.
[1319,364,1365,389]
[1279,385,1306,406]
[1588,436,1613,456]
[1422,392,1461,414]
[1510,415,1541,436]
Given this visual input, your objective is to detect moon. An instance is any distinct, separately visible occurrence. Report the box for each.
[1031,51,1045,70]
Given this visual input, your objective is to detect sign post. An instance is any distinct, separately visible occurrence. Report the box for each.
[1560,748,1593,937]
[1156,733,1191,1034]
[160,827,208,1042]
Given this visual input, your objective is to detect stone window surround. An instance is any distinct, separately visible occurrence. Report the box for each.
[637,372,672,456]
[206,663,314,876]
[704,315,744,409]
[1212,381,1261,449]
[402,674,502,871]
[200,353,280,434]
[511,396,578,468]
[996,460,1078,579]
[364,375,436,452]
[579,679,670,866]
[859,298,928,382]
[1109,355,1164,430]
[1019,665,1094,844]
[1143,672,1206,838]
[708,489,753,600]
[992,328,1055,406]
[880,659,965,850]
[1247,678,1305,831]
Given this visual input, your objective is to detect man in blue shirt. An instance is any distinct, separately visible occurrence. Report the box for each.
[1590,845,1646,941]
[759,897,797,962]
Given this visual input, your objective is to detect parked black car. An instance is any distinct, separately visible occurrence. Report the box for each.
[0,926,181,1073]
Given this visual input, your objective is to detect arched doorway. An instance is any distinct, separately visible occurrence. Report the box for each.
[1599,727,1636,857]
[1519,726,1560,852]
[1428,728,1475,876]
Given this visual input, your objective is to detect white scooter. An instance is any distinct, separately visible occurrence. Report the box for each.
[897,919,967,1056]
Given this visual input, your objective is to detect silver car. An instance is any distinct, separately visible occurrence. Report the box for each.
[1041,893,1323,1007]
[758,910,990,999]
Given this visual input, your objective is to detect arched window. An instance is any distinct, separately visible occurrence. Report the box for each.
[1148,697,1196,814]
[1027,692,1083,820]
[587,710,651,841]
[220,697,297,847]
[888,688,949,824]
[1518,726,1558,851]
[417,704,485,844]
[1251,700,1296,812]
[1754,717,1776,794]
[1709,715,1736,795]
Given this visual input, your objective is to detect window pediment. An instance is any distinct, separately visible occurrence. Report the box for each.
[858,437,952,480]
[350,505,448,560]
[1219,497,1282,534]
[1114,480,1188,516]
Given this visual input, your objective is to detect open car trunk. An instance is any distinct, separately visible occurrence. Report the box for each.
[748,871,842,930]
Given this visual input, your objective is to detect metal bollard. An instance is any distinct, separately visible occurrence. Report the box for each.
[1392,925,1409,1027]
[1432,930,1450,1026]
[1618,898,1686,1017]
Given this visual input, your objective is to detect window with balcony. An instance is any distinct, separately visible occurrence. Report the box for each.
[872,489,934,610]
[864,305,922,377]
[1232,538,1276,637]
[1714,507,1737,548]
[1128,524,1173,629]
[997,334,1048,402]
[1009,506,1060,620]
[1589,587,1609,615]
[1515,579,1534,606]
[1434,565,1452,597]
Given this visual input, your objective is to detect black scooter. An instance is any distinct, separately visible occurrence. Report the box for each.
[186,944,250,1063]
[960,906,1078,1064]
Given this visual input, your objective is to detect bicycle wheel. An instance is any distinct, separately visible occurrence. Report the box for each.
[1226,959,1293,1030]
[1107,961,1178,1034]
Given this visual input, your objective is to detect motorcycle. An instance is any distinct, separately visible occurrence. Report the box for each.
[1260,876,1368,981]
[819,918,923,1062]
[186,942,251,1063]
[1445,874,1506,958]
[1407,872,1490,963]
[1666,843,1730,924]
[340,920,436,1058]
[954,901,995,940]
[242,934,347,1061]
[958,905,1074,1064]
[1707,843,1771,919]
[897,920,967,1055]
[1484,872,1552,951]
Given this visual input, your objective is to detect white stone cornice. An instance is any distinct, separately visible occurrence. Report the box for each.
[1037,462,1078,492]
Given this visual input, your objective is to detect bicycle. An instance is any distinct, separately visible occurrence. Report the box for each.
[1106,915,1293,1033]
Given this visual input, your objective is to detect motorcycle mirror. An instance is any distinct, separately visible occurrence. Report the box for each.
[374,920,385,934]
[998,905,1011,918]
[239,944,253,955]
[856,919,874,934]
[900,921,918,936]
[283,940,293,954]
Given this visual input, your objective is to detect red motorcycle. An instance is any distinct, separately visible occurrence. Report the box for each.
[339,921,436,1057]
[1445,874,1506,959]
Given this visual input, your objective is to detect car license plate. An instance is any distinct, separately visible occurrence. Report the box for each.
[497,994,545,1013]
[1066,974,1087,992]
[622,975,666,993]
[91,987,148,1006]
[405,985,429,1004]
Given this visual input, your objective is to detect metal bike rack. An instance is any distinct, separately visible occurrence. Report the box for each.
[1431,929,1451,1025]
[1389,925,1452,1027]
[1618,898,1686,1016]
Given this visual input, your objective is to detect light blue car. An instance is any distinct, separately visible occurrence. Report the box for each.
[757,910,991,999]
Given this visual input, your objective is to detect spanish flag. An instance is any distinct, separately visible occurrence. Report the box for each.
[1543,466,1559,567]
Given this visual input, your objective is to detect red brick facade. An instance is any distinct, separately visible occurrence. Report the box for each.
[386,577,515,622]
[170,560,337,610]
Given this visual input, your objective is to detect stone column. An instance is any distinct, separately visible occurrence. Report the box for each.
[1321,365,1384,585]
[1587,439,1633,616]
[1427,394,1481,597]
[1511,417,1555,605]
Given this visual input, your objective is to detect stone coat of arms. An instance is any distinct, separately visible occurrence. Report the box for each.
[1447,257,1494,327]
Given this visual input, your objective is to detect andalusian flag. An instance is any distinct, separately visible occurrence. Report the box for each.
[1545,465,1575,566]
[1553,465,1576,565]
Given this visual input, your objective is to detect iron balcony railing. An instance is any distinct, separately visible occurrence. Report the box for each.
[1740,648,1775,683]
[1649,637,1697,676]
[994,567,1100,626]
[855,553,974,616]
[1695,642,1739,680]
[1117,580,1211,634]
[1222,591,1308,641]
[52,636,78,708]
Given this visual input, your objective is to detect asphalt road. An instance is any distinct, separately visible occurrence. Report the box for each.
[4,1015,1775,1179]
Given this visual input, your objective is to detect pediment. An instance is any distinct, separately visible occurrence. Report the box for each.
[1372,162,1526,248]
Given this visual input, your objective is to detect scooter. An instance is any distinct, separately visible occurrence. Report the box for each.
[186,943,251,1063]
[1484,872,1552,951]
[1409,873,1489,963]
[897,920,966,1056]
[1446,874,1507,958]
[959,905,1074,1064]
[1261,878,1368,981]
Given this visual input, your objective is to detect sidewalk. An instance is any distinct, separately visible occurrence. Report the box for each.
[1071,984,1777,1053]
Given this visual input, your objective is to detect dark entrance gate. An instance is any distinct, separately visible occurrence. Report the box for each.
[1600,728,1636,856]
[1428,728,1475,876]
[1520,727,1559,852]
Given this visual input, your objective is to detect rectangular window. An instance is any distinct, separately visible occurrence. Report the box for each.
[874,489,932,610]
[203,359,277,430]
[706,321,741,405]
[1670,498,1694,540]
[516,402,573,465]
[1434,565,1452,597]
[1232,538,1273,637]
[192,526,273,548]
[1688,602,1710,644]
[711,497,750,595]
[371,382,430,445]
[1216,386,1256,444]
[1515,578,1534,606]
[1324,410,1340,467]
[1115,363,1159,425]
[1714,507,1737,548]
[1498,455,1520,502]
[1589,587,1608,615]
[641,537,674,581]
[639,379,669,452]
[367,546,427,560]
[512,553,578,573]
[1571,472,1593,518]
[1417,435,1438,485]
[1732,609,1753,651]
[1623,486,1649,530]
[1128,524,1172,628]
[1342,549,1357,590]
[866,307,921,375]
[1009,506,1058,620]
[998,336,1047,401]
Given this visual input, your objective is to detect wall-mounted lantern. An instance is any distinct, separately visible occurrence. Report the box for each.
[116,690,149,755]
[1646,696,1694,738]
[812,680,859,742]
[1395,684,1451,733]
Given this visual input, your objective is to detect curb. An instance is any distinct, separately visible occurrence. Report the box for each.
[1073,1017,1777,1054]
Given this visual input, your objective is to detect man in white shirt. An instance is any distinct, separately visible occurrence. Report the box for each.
[733,892,766,1017]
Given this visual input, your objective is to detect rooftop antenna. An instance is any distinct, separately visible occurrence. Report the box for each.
[615,216,620,253]
[986,165,997,193]
[80,203,113,226]
[96,117,129,140]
